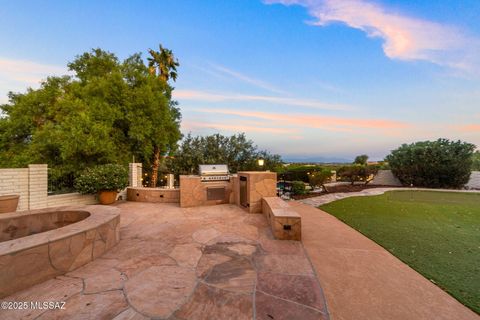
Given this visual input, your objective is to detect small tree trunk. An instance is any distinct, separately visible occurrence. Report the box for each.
[150,147,160,187]
[322,184,329,193]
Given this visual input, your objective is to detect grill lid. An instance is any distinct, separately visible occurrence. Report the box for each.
[199,164,229,176]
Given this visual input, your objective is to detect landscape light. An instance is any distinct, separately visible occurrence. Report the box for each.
[257,158,265,167]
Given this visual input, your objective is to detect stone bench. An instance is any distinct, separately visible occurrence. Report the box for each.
[262,197,301,241]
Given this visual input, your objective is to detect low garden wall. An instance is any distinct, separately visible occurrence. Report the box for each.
[47,193,97,207]
[466,171,480,189]
[0,164,98,211]
[127,187,180,203]
[370,170,402,186]
[0,163,145,211]
[371,170,480,189]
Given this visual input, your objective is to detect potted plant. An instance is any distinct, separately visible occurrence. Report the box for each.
[0,194,20,213]
[75,164,129,205]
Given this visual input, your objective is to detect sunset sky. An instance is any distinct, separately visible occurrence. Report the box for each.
[1,0,479,161]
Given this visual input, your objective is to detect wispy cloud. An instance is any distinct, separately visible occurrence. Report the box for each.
[195,107,409,132]
[182,120,299,134]
[0,57,66,85]
[313,80,344,93]
[174,89,352,111]
[209,64,287,94]
[265,0,480,72]
[0,57,67,103]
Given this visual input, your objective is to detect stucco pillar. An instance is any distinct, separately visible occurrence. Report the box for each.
[129,163,143,187]
[28,164,48,209]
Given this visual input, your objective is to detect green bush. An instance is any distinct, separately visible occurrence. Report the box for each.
[291,180,306,195]
[338,165,378,185]
[473,151,480,171]
[308,169,333,190]
[75,164,128,194]
[385,139,475,188]
[278,165,329,183]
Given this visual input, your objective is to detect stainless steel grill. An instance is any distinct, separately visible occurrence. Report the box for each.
[198,164,230,182]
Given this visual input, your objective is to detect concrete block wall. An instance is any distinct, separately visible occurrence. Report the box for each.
[129,163,142,187]
[46,193,97,207]
[370,170,402,186]
[466,171,480,189]
[1,163,141,211]
[0,168,29,211]
[28,164,48,209]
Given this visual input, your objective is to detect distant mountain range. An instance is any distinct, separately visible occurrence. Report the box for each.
[282,155,352,164]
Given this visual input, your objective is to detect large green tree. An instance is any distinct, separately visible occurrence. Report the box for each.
[0,47,181,184]
[167,133,282,175]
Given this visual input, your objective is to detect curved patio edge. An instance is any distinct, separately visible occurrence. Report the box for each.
[297,187,480,207]
[290,192,480,320]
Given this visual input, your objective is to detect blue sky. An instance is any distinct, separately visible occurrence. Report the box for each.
[1,0,479,160]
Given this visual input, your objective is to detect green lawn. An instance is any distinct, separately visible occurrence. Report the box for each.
[319,190,480,314]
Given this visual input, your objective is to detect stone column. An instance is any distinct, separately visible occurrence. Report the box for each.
[28,164,48,209]
[129,163,143,187]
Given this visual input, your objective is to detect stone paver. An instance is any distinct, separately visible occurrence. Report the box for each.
[290,200,480,320]
[0,202,329,319]
[124,265,197,318]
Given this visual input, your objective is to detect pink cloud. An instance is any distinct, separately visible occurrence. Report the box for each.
[265,0,480,72]
[457,124,480,132]
[182,120,299,134]
[196,108,409,132]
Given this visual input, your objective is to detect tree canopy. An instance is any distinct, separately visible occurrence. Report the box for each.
[354,154,369,165]
[0,47,181,181]
[166,133,283,175]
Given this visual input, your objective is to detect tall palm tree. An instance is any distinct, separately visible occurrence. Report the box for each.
[147,45,179,187]
[147,45,179,82]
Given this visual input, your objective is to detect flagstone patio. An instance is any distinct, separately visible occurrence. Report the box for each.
[0,202,329,320]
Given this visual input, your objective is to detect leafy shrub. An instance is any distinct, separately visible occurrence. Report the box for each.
[385,139,475,188]
[308,169,333,191]
[291,181,306,195]
[75,164,128,194]
[338,165,378,185]
[473,151,480,171]
[278,164,334,183]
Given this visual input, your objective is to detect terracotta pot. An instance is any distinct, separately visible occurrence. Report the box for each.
[0,195,20,213]
[97,190,117,205]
